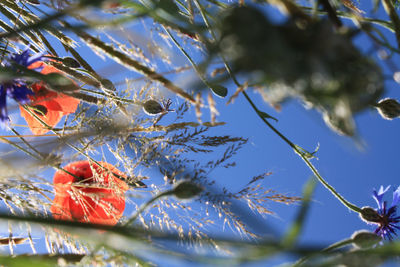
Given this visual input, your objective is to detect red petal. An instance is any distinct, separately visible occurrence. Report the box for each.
[53,161,93,184]
[21,61,80,135]
[50,194,73,221]
[19,105,64,135]
[55,94,80,113]
[51,161,128,225]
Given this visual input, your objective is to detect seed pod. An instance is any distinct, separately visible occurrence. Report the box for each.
[173,181,203,199]
[62,57,80,68]
[351,230,381,249]
[100,78,116,92]
[376,98,400,120]
[359,206,380,223]
[143,100,163,115]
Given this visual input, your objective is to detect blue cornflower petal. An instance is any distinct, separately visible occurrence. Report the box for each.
[369,186,400,240]
[10,85,34,104]
[11,49,29,65]
[9,47,44,70]
[373,185,391,211]
[0,86,9,123]
[0,48,44,125]
[392,186,400,208]
[26,52,45,67]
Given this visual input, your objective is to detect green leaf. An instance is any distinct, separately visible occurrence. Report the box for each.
[257,110,278,122]
[294,143,320,159]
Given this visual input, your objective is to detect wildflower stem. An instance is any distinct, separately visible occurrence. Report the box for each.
[163,26,213,90]
[382,0,400,50]
[1,129,81,180]
[68,26,195,103]
[10,127,43,156]
[124,190,174,225]
[20,105,117,180]
[243,91,361,213]
[193,0,362,214]
[79,87,141,105]
[0,136,42,161]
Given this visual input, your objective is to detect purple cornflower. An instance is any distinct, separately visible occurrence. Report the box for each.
[0,49,43,124]
[370,186,400,240]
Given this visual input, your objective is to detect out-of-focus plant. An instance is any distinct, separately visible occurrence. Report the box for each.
[213,5,383,136]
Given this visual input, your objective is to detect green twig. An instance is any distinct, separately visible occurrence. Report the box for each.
[382,0,400,49]
[242,91,362,213]
[193,0,362,214]
[124,190,174,225]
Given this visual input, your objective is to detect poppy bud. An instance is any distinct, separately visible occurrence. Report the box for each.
[173,181,203,199]
[62,57,81,68]
[359,206,381,223]
[100,79,116,92]
[351,230,381,249]
[376,98,400,120]
[143,100,164,115]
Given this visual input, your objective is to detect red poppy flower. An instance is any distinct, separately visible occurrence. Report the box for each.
[50,161,129,225]
[19,61,80,135]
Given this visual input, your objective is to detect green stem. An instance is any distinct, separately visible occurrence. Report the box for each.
[382,0,400,50]
[124,190,174,225]
[20,105,114,179]
[0,134,78,179]
[242,92,361,213]
[193,0,362,214]
[79,87,140,105]
[163,26,212,90]
[10,128,43,157]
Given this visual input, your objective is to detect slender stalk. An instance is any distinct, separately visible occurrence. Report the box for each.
[242,92,361,213]
[1,130,80,179]
[192,0,362,213]
[0,136,42,161]
[20,105,112,179]
[10,128,43,156]
[124,190,174,225]
[163,26,211,89]
[382,0,400,49]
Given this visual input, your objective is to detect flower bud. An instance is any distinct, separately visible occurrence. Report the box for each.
[100,79,116,92]
[359,206,380,223]
[62,57,80,68]
[351,230,381,249]
[173,181,203,199]
[376,98,400,120]
[143,100,163,115]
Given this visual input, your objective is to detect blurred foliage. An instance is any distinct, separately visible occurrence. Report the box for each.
[0,0,398,266]
[214,5,383,135]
